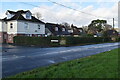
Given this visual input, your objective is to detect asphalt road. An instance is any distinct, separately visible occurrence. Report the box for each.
[1,42,120,77]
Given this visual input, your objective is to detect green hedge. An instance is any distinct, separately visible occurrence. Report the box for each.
[13,36,114,47]
[63,37,111,46]
[14,36,61,47]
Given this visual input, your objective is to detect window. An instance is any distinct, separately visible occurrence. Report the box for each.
[38,35,41,37]
[10,23,13,29]
[30,34,32,37]
[62,28,65,31]
[55,27,58,31]
[38,25,40,29]
[26,14,30,19]
[27,34,29,36]
[25,23,28,29]
[79,30,83,33]
[26,12,31,19]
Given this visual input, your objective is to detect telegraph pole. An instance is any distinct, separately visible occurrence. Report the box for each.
[113,18,114,29]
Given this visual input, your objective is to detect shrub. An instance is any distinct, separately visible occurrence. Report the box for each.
[14,36,60,47]
[63,37,111,46]
[14,36,112,47]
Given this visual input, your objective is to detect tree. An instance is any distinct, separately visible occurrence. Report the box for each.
[61,22,70,29]
[33,12,42,20]
[103,24,112,31]
[82,26,88,33]
[88,19,107,35]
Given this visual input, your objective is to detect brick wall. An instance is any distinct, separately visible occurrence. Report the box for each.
[6,34,45,43]
[0,32,3,43]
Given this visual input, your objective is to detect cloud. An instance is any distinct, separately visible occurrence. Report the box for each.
[0,13,6,19]
[1,0,118,2]
[31,2,118,27]
[0,1,118,28]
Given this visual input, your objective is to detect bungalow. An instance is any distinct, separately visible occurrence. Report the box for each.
[105,29,118,37]
[45,23,70,36]
[0,10,45,43]
[71,24,84,37]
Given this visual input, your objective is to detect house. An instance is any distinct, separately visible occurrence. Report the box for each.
[0,10,45,43]
[70,24,84,37]
[0,19,7,43]
[45,23,70,36]
[117,28,120,37]
[103,24,112,31]
[114,28,120,33]
[104,29,118,37]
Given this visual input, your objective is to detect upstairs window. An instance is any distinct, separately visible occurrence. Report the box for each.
[38,25,40,29]
[26,14,30,19]
[62,28,65,31]
[79,30,83,33]
[24,23,28,30]
[26,12,31,19]
[55,27,58,31]
[10,23,13,29]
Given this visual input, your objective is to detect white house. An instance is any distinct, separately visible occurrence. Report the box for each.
[0,10,45,43]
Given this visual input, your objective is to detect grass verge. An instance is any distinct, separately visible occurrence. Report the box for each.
[4,48,119,78]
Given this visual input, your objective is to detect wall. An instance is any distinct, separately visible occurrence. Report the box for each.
[17,21,45,35]
[0,32,3,43]
[7,13,15,19]
[0,21,8,43]
[7,20,17,34]
[0,21,2,32]
[6,20,45,43]
[0,21,3,43]
[2,22,7,32]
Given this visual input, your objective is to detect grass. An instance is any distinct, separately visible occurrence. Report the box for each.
[4,48,119,78]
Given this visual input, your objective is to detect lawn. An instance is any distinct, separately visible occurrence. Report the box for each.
[4,48,119,78]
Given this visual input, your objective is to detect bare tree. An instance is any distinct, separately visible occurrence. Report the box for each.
[33,12,42,20]
[82,26,88,32]
[61,22,70,29]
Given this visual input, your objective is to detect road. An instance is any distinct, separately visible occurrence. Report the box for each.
[1,42,120,77]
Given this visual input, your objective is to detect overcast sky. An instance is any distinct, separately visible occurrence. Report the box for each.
[0,0,118,28]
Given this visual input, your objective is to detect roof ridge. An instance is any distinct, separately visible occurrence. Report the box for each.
[16,13,22,20]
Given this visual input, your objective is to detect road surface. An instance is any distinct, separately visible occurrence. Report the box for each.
[1,42,120,77]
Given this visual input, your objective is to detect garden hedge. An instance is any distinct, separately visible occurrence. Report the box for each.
[13,36,114,47]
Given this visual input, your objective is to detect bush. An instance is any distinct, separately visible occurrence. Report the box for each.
[63,37,111,46]
[14,36,113,47]
[111,37,120,42]
[14,36,60,47]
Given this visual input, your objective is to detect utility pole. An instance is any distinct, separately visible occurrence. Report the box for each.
[113,18,114,29]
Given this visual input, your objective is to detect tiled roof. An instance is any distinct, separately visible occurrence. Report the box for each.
[7,10,16,14]
[3,10,45,24]
[106,30,118,35]
[7,10,29,14]
[45,23,70,35]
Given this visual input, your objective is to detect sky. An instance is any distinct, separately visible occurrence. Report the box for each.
[0,0,119,28]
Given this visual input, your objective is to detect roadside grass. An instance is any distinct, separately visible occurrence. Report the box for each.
[4,48,119,78]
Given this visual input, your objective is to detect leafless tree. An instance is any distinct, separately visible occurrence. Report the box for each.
[61,22,70,29]
[33,12,42,20]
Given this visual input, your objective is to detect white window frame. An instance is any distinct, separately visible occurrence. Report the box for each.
[24,23,29,30]
[10,23,13,29]
[30,34,32,37]
[38,35,41,37]
[26,12,31,19]
[62,28,65,31]
[38,25,40,30]
[55,27,58,31]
